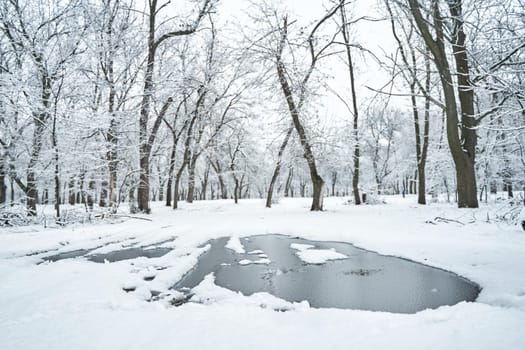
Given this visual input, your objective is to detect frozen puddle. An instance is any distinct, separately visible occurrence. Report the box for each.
[174,234,480,313]
[40,238,176,263]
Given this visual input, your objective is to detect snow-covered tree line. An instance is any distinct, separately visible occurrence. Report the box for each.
[0,0,523,218]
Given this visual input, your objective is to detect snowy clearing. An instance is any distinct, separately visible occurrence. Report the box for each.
[1,196,525,349]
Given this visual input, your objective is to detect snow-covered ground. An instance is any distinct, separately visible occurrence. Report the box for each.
[1,196,524,349]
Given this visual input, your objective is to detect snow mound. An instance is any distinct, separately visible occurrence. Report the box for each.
[290,242,347,264]
[225,237,245,254]
[296,248,348,264]
[290,243,315,251]
[190,273,309,310]
[238,258,271,265]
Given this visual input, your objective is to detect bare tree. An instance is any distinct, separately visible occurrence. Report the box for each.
[406,0,478,207]
[137,0,213,213]
[339,0,362,205]
[386,1,431,204]
[273,4,344,211]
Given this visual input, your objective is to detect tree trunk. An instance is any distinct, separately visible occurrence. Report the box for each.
[68,178,76,205]
[233,176,239,204]
[200,163,210,200]
[26,115,48,215]
[284,167,293,198]
[186,157,197,203]
[447,0,478,208]
[173,162,187,209]
[165,138,177,206]
[408,0,478,208]
[276,56,324,211]
[211,160,228,199]
[129,186,138,214]
[137,0,209,214]
[99,180,108,207]
[331,171,337,197]
[87,180,96,211]
[266,126,293,208]
[0,157,6,205]
[340,3,361,205]
[10,176,14,205]
[107,118,118,209]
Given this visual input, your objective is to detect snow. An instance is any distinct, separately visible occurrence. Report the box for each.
[519,208,525,222]
[1,196,525,349]
[290,242,348,264]
[295,248,348,264]
[238,258,272,265]
[225,236,245,254]
[290,243,315,251]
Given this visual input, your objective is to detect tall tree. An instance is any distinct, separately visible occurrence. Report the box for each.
[406,0,478,207]
[339,0,361,205]
[273,4,343,211]
[137,0,212,213]
[386,1,431,204]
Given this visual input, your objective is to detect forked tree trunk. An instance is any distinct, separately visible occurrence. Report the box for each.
[137,0,210,214]
[211,160,228,199]
[408,0,478,208]
[173,162,187,209]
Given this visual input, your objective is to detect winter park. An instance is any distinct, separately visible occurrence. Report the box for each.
[1,0,525,349]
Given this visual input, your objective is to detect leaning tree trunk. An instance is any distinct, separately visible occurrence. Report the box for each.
[266,126,293,208]
[276,56,324,211]
[137,0,210,214]
[173,161,187,209]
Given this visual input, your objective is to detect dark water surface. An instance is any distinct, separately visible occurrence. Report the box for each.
[174,235,480,313]
[41,238,175,263]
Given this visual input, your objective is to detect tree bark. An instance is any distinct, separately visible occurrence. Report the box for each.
[284,167,293,197]
[0,155,6,205]
[211,160,228,199]
[408,0,478,208]
[137,0,211,213]
[340,3,361,205]
[266,126,293,208]
[186,157,197,203]
[275,18,325,211]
